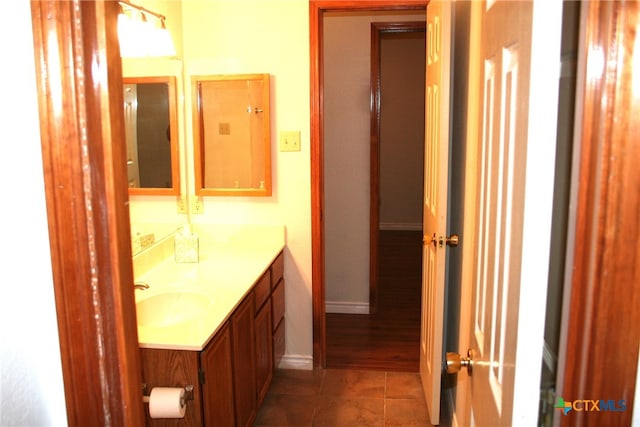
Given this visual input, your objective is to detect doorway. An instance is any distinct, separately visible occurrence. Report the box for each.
[370,22,426,315]
[321,9,426,371]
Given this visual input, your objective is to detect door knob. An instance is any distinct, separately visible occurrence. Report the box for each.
[445,349,473,374]
[439,234,459,247]
[424,233,460,248]
[446,234,459,247]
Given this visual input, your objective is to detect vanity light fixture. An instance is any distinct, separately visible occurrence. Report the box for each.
[118,1,176,57]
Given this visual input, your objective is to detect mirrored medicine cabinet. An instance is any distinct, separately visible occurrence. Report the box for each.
[192,73,272,197]
[123,76,180,196]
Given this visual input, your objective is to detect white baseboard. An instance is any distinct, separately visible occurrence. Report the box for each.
[379,222,422,231]
[278,354,313,370]
[325,301,370,314]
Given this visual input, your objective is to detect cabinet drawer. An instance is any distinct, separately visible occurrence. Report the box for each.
[254,270,271,311]
[271,252,284,288]
[272,279,285,332]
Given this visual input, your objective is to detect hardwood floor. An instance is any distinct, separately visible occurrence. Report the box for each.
[326,230,422,372]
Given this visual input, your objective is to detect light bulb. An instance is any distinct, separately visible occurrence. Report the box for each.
[117,4,175,57]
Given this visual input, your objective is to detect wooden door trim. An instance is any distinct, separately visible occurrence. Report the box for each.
[310,0,428,368]
[30,1,144,424]
[369,21,426,315]
[559,2,639,425]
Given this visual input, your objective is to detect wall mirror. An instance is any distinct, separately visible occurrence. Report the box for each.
[123,76,180,195]
[192,73,271,197]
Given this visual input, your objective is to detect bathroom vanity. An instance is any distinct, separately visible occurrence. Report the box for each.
[133,225,284,426]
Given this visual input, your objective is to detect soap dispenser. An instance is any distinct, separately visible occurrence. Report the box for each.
[174,224,199,263]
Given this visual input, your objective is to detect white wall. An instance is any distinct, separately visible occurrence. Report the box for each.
[0,2,67,424]
[323,11,425,310]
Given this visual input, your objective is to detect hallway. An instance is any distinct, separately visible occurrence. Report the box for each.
[326,230,422,372]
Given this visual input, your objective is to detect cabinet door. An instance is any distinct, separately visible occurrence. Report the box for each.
[140,349,203,426]
[201,323,235,427]
[232,293,257,427]
[255,301,273,406]
[272,278,285,369]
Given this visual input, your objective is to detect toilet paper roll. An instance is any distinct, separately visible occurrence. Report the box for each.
[148,387,186,419]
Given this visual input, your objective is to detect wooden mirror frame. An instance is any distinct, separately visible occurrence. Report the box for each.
[124,76,180,196]
[191,73,272,197]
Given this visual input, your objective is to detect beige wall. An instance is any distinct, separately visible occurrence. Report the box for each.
[323,11,425,310]
[379,33,425,230]
[123,1,189,237]
[125,0,313,364]
[180,0,311,363]
[124,56,190,237]
[130,3,426,356]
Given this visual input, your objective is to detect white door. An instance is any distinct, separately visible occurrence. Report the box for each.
[419,1,452,425]
[453,1,563,425]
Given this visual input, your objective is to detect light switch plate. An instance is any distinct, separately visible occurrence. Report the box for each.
[279,131,301,152]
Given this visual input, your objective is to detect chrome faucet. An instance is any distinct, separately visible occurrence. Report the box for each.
[134,281,150,290]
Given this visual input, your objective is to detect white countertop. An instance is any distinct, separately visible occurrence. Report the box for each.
[133,224,285,351]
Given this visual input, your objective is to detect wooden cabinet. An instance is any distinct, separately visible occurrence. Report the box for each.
[271,253,285,368]
[255,288,273,406]
[253,270,271,312]
[231,294,257,427]
[139,251,284,427]
[253,266,273,406]
[272,279,285,368]
[200,323,234,427]
[140,349,204,426]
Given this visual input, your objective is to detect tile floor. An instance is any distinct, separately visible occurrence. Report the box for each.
[254,368,435,427]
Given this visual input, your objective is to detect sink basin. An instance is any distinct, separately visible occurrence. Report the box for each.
[136,291,211,328]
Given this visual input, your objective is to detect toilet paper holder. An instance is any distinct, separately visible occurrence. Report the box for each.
[142,383,194,408]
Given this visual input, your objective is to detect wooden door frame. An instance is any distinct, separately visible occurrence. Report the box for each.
[31,1,144,424]
[310,0,428,369]
[557,2,639,425]
[369,21,426,315]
